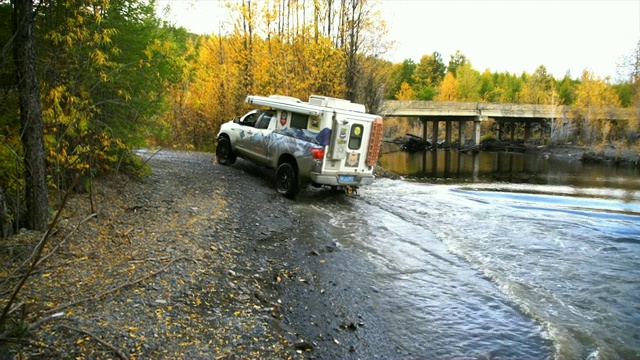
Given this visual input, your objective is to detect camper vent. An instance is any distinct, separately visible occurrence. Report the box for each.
[308,95,366,113]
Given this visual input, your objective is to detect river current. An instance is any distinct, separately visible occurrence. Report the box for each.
[294,147,640,359]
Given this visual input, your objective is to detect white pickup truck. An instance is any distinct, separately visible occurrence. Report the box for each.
[216,95,383,198]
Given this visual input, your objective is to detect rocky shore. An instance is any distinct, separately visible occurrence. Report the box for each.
[525,144,640,166]
[1,150,387,359]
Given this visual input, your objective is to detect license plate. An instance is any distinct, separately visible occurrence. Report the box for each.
[339,175,355,182]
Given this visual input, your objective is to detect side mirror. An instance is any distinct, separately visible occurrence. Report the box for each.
[233,116,241,124]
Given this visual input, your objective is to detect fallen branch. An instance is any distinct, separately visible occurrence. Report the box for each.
[45,256,189,315]
[0,188,72,329]
[127,256,170,264]
[59,324,129,360]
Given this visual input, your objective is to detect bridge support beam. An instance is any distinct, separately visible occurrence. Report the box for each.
[445,121,453,149]
[472,116,485,146]
[432,120,438,149]
[524,122,532,142]
[421,118,428,144]
[510,121,515,142]
[458,120,465,148]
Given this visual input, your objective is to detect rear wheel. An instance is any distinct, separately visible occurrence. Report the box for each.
[216,138,236,165]
[276,162,299,199]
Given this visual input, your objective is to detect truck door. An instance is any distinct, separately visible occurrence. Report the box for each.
[241,111,275,163]
[234,110,262,158]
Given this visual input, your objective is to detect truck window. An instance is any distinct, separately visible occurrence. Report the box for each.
[348,124,364,149]
[255,111,275,129]
[242,112,261,127]
[290,113,308,129]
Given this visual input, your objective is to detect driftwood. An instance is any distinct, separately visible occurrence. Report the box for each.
[398,134,432,153]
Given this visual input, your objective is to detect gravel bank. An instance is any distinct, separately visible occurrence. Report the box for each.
[1,149,388,359]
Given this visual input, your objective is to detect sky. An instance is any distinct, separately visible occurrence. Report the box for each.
[156,0,640,81]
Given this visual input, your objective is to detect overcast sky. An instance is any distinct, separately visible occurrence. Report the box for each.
[157,0,640,81]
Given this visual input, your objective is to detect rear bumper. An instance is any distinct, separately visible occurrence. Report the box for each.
[309,172,375,186]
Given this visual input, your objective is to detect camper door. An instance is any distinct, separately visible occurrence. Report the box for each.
[328,115,369,171]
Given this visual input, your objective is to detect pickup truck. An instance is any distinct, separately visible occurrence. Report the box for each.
[216,95,383,198]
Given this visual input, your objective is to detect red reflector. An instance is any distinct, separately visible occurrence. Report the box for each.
[311,148,324,159]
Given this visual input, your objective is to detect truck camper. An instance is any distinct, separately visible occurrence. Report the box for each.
[216,94,383,198]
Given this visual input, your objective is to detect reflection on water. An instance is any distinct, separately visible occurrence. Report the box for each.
[379,143,640,190]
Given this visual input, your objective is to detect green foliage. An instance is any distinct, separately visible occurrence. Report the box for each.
[613,82,633,107]
[412,52,446,98]
[0,0,187,227]
[0,135,24,202]
[447,50,467,76]
[386,59,416,99]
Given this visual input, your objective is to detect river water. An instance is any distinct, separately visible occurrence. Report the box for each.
[294,144,640,359]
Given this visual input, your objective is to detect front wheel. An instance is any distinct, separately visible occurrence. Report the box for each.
[216,138,236,165]
[276,162,300,199]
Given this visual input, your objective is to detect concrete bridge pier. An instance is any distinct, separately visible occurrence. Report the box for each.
[419,115,485,149]
[445,121,453,148]
[472,116,485,147]
[458,120,466,148]
[524,122,532,142]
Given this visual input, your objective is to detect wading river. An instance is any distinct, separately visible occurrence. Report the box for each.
[295,145,640,359]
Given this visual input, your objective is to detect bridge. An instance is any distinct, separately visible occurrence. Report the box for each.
[379,100,635,148]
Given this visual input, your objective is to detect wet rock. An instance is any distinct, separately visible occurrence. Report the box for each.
[293,341,314,352]
[341,321,358,331]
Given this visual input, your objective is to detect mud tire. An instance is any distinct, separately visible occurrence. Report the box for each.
[216,138,236,165]
[276,162,299,199]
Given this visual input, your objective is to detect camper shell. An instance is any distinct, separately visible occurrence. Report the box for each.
[216,94,383,198]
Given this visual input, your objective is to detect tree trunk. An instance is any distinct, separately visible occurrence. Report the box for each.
[0,187,10,240]
[13,0,49,232]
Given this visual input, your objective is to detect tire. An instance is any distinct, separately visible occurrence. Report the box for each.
[216,138,236,165]
[276,162,300,199]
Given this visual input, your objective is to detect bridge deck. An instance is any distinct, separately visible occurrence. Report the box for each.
[380,100,634,120]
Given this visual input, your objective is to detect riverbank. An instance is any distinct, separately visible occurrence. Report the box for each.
[524,144,640,166]
[1,150,386,359]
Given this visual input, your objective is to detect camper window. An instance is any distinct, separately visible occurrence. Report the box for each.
[290,113,308,129]
[348,124,364,149]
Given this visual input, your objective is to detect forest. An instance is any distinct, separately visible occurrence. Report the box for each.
[0,0,638,236]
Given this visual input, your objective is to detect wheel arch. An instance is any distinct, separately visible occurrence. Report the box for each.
[217,132,231,143]
[216,132,234,151]
[277,153,298,172]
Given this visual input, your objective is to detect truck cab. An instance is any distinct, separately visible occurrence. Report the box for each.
[216,95,383,198]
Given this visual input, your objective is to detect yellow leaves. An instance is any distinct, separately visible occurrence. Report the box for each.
[117,89,131,102]
[91,49,108,66]
[395,82,414,101]
[437,72,459,101]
